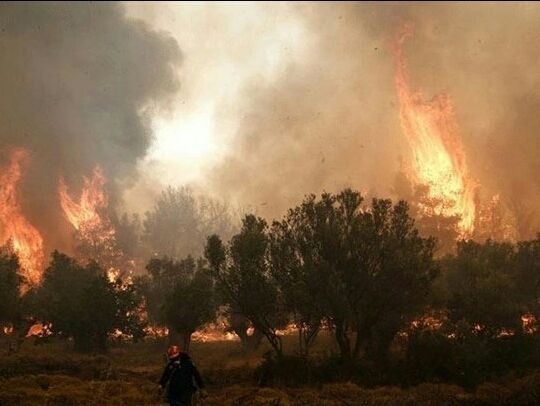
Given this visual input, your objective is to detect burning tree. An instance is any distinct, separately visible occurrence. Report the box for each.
[0,149,44,285]
[394,172,461,256]
[58,166,134,279]
[35,251,144,352]
[393,25,477,237]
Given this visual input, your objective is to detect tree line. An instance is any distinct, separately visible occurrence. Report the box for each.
[1,188,540,385]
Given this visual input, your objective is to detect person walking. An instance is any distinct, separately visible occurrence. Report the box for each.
[159,345,207,405]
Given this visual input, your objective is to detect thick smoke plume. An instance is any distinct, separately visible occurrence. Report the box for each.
[208,2,540,237]
[0,2,181,253]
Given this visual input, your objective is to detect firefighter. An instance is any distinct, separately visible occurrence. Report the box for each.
[159,345,207,405]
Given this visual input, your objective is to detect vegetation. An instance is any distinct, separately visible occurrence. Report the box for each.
[32,251,144,352]
[139,256,216,350]
[3,187,540,402]
[0,249,23,329]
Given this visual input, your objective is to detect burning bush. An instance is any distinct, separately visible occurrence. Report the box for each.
[32,252,144,352]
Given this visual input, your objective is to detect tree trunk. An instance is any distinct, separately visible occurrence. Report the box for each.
[264,332,283,358]
[334,319,352,362]
[168,327,181,345]
[230,312,263,352]
[179,332,192,353]
[298,324,319,356]
[363,328,394,366]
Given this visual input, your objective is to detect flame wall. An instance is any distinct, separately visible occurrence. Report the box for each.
[194,2,540,238]
[0,3,181,270]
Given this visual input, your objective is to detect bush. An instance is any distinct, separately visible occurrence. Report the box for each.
[404,328,540,388]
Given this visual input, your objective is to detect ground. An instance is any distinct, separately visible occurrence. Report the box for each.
[1,334,540,405]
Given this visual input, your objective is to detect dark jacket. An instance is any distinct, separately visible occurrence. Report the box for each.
[159,353,204,398]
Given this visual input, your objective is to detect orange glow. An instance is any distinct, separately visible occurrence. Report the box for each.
[192,328,238,342]
[58,166,118,262]
[522,313,537,334]
[393,25,476,235]
[25,322,52,337]
[0,149,44,285]
[144,325,169,339]
[58,166,108,233]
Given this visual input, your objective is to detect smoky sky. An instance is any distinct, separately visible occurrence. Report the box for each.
[1,1,539,256]
[0,2,181,252]
[207,2,540,237]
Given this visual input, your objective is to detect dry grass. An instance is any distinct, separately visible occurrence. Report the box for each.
[1,336,540,405]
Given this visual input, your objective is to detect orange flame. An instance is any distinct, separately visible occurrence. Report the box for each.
[393,25,476,235]
[58,166,128,281]
[58,166,108,232]
[0,149,44,285]
[26,322,52,338]
[58,166,116,253]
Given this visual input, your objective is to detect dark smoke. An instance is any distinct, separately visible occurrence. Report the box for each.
[0,2,181,252]
[208,2,540,237]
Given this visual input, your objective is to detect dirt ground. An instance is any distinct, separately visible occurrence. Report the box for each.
[1,335,540,405]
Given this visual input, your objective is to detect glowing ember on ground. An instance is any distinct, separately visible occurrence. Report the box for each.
[143,325,241,342]
[522,314,537,334]
[192,328,238,342]
[393,25,477,235]
[25,323,52,338]
[144,326,169,338]
[0,149,44,285]
[276,324,298,337]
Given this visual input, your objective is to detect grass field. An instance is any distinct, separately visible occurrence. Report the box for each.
[2,334,540,405]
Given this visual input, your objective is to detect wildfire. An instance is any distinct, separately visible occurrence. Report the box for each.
[0,149,44,285]
[26,322,52,338]
[58,166,121,271]
[393,25,476,235]
[58,166,108,233]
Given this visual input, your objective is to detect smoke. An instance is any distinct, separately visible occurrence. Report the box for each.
[205,2,540,236]
[0,2,181,252]
[2,1,539,257]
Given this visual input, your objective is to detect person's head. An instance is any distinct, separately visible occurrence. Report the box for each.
[167,345,181,360]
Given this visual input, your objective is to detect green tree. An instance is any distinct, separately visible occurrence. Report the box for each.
[36,251,129,352]
[0,249,23,330]
[163,262,215,351]
[112,278,147,342]
[206,216,287,357]
[140,256,216,350]
[272,190,437,362]
[436,240,522,338]
[268,215,323,356]
[515,235,540,323]
[205,235,264,352]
